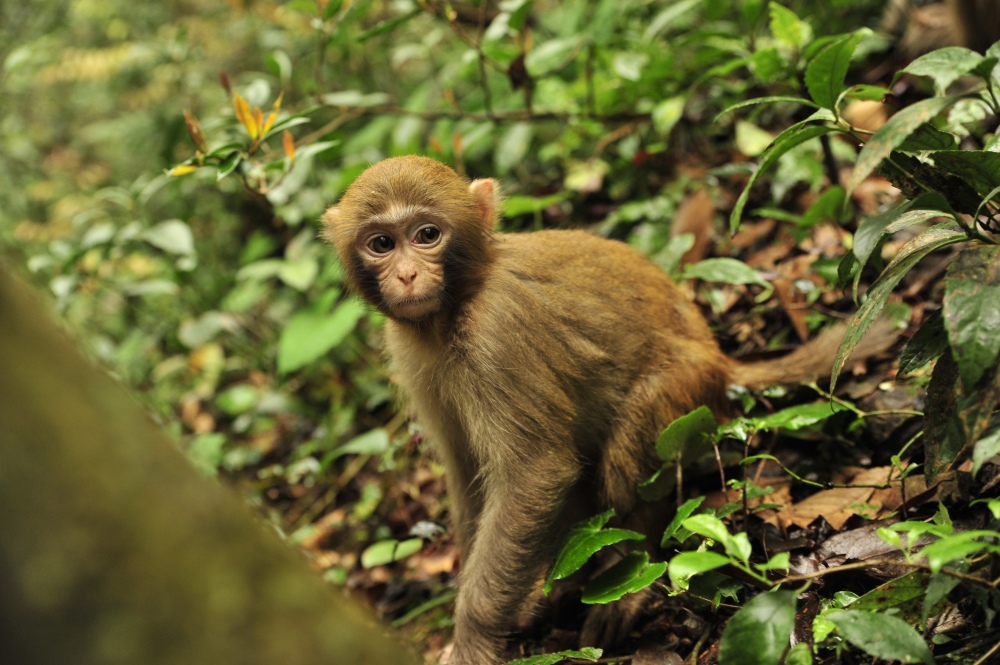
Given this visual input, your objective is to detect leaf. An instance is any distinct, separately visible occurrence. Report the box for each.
[854,200,946,273]
[930,150,1000,201]
[832,223,966,390]
[718,591,795,665]
[321,90,391,107]
[655,405,718,462]
[215,384,259,416]
[524,37,583,76]
[755,401,848,431]
[321,428,391,468]
[798,185,845,228]
[495,122,534,174]
[282,130,296,161]
[186,433,227,476]
[652,95,687,137]
[643,0,702,42]
[502,192,571,217]
[581,551,667,604]
[730,119,839,232]
[545,510,644,593]
[847,95,957,195]
[805,30,865,111]
[920,530,1000,573]
[277,296,367,374]
[768,3,810,49]
[667,551,731,590]
[360,538,423,568]
[943,246,1000,391]
[140,220,196,256]
[825,610,933,664]
[898,312,949,377]
[897,124,958,151]
[681,514,730,544]
[661,496,706,546]
[973,423,1000,477]
[895,47,989,95]
[505,647,602,665]
[683,258,774,301]
[357,7,422,41]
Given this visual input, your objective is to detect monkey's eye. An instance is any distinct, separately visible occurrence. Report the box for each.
[368,235,395,254]
[415,226,442,245]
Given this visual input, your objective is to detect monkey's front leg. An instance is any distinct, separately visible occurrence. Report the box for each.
[447,452,580,665]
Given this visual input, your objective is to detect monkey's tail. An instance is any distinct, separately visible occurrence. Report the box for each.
[729,317,901,390]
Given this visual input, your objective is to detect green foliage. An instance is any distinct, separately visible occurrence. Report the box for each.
[505,647,602,665]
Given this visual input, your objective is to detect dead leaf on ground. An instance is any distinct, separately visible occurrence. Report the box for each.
[633,647,685,665]
[671,187,716,267]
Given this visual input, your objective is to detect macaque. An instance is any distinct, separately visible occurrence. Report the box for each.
[322,156,886,664]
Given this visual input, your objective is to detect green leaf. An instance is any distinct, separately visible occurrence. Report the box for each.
[545,510,644,593]
[896,47,989,95]
[655,405,718,461]
[186,433,227,476]
[785,642,813,665]
[853,196,947,272]
[735,121,776,157]
[769,3,810,50]
[973,423,1000,477]
[495,122,534,175]
[581,551,667,604]
[277,258,319,291]
[661,495,706,546]
[824,610,933,664]
[140,219,195,256]
[798,185,845,228]
[215,384,259,416]
[842,83,891,102]
[643,0,702,42]
[668,550,731,590]
[718,591,796,665]
[832,223,966,390]
[943,246,1000,391]
[897,124,958,151]
[805,30,865,110]
[321,428,391,468]
[682,514,731,544]
[277,296,367,374]
[715,95,817,123]
[321,90,391,107]
[503,192,571,217]
[360,537,423,568]
[357,7,422,41]
[919,530,1000,573]
[898,312,948,377]
[652,95,687,136]
[505,647,602,665]
[730,119,839,232]
[524,37,582,76]
[929,150,1000,199]
[847,96,957,195]
[755,401,847,431]
[683,258,774,301]
[850,570,928,613]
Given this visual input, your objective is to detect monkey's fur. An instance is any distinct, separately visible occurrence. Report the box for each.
[323,156,889,664]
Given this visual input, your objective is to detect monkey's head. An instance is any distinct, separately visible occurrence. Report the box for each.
[322,156,500,322]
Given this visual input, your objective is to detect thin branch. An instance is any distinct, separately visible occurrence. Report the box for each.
[773,557,996,588]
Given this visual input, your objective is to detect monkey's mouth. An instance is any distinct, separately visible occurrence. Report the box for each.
[392,296,440,319]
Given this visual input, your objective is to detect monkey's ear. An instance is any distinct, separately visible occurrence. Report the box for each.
[469,178,502,230]
[319,205,340,244]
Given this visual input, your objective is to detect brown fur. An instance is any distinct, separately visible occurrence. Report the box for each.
[322,156,892,664]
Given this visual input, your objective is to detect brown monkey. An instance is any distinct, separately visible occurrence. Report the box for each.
[322,156,887,664]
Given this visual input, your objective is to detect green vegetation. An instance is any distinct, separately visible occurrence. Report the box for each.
[3,0,999,663]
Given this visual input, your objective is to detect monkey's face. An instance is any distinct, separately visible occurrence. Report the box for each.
[356,214,449,321]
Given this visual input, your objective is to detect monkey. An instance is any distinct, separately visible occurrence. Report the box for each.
[322,156,891,664]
